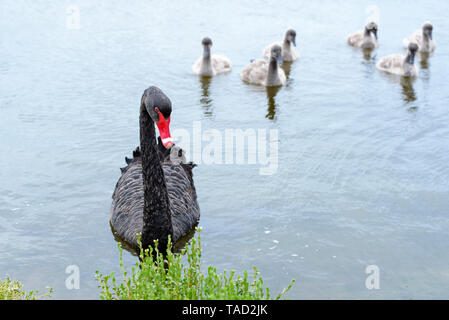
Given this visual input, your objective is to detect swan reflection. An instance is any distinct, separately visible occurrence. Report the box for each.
[400,76,417,104]
[420,52,431,70]
[379,70,418,107]
[265,85,282,120]
[362,48,375,61]
[281,61,293,79]
[199,76,213,117]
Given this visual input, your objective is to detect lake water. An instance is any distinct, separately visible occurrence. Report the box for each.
[1,0,448,299]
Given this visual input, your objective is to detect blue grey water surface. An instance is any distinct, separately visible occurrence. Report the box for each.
[0,0,448,299]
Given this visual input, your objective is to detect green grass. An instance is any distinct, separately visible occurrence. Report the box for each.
[0,276,52,300]
[96,228,295,300]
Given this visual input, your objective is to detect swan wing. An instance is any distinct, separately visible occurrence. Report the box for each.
[240,59,268,85]
[110,157,145,247]
[163,162,200,241]
[212,54,232,73]
[376,54,404,75]
[347,30,363,47]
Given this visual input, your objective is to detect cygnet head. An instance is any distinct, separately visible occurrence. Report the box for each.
[365,21,378,39]
[202,37,213,56]
[169,145,186,165]
[270,45,283,65]
[284,29,297,46]
[407,42,419,64]
[422,21,433,40]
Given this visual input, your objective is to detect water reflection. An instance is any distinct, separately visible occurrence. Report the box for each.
[380,71,418,107]
[400,76,417,104]
[419,52,432,85]
[265,85,282,120]
[199,76,213,117]
[172,227,198,253]
[420,52,431,70]
[362,48,376,61]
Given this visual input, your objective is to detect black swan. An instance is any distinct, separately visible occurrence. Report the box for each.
[110,86,200,251]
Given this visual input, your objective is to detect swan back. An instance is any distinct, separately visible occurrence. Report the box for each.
[211,54,232,73]
[110,146,200,247]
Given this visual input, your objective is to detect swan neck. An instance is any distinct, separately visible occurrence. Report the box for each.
[139,103,173,251]
[267,58,279,83]
[283,40,292,53]
[404,52,414,65]
[202,48,212,62]
[269,58,278,70]
[202,55,212,70]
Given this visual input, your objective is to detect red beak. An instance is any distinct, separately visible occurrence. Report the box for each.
[155,110,173,149]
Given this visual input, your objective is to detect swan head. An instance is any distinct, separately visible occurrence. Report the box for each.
[270,45,283,65]
[284,29,297,46]
[422,22,433,40]
[201,37,213,56]
[407,43,419,64]
[365,22,378,39]
[142,86,173,149]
